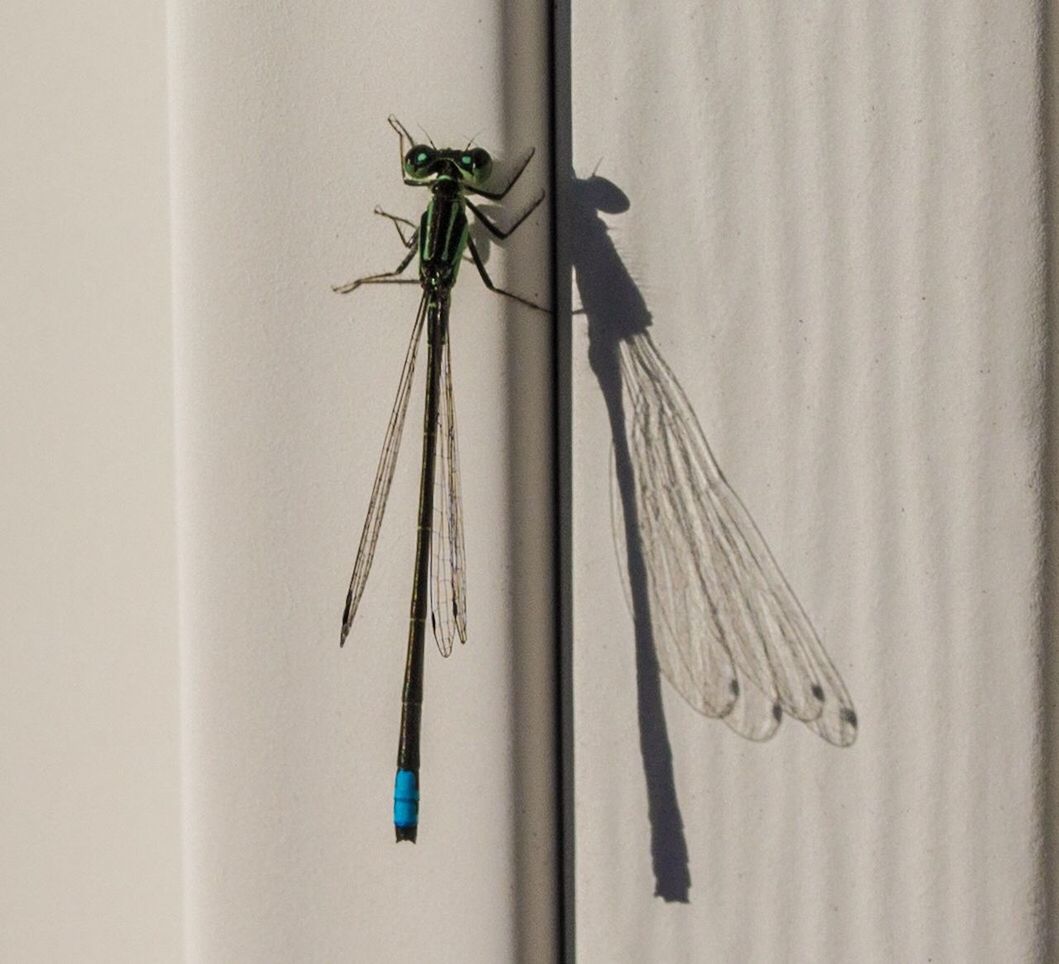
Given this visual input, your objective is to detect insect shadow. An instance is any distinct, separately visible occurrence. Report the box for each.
[571,170,691,903]
[569,170,857,904]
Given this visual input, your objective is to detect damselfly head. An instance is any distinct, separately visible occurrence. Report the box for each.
[403,145,437,179]
[402,145,493,184]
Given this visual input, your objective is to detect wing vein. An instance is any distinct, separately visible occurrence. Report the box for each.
[341,294,429,644]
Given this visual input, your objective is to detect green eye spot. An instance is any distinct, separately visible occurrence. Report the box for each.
[461,154,472,166]
[403,147,435,179]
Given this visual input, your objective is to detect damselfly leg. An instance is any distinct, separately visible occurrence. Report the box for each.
[465,234,547,311]
[332,234,419,294]
[373,207,417,246]
[466,193,546,240]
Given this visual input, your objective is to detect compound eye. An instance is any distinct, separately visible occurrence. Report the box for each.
[404,145,435,178]
[461,148,492,182]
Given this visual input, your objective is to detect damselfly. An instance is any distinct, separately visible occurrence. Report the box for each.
[335,116,545,842]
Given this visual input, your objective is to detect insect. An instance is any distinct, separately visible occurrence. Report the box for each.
[334,116,545,842]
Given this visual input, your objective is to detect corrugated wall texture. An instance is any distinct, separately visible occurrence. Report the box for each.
[569,2,1047,960]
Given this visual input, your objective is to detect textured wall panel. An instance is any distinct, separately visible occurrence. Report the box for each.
[568,2,1046,959]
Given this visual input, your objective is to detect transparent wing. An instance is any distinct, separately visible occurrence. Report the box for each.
[429,331,467,656]
[340,294,429,645]
[611,332,857,746]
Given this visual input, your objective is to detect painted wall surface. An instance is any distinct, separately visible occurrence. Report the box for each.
[168,1,557,961]
[4,0,1054,960]
[0,2,182,961]
[568,2,1048,960]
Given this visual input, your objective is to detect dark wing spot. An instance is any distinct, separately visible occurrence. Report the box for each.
[840,708,858,728]
[729,679,740,697]
[772,703,783,722]
[811,684,825,701]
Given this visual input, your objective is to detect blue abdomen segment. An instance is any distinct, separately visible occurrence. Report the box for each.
[394,768,419,842]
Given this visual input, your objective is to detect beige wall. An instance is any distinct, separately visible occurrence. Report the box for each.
[167,1,558,958]
[569,3,1049,959]
[0,3,182,961]
[2,0,1054,960]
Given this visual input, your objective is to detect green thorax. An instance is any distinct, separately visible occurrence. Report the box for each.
[418,180,468,295]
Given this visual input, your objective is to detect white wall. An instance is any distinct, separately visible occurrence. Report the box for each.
[3,0,1054,961]
[568,2,1051,960]
[0,2,182,961]
[168,1,557,960]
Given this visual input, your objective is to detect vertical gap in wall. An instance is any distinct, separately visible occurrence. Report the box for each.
[496,2,560,955]
[496,0,572,957]
[551,0,575,959]
[1040,0,1058,959]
